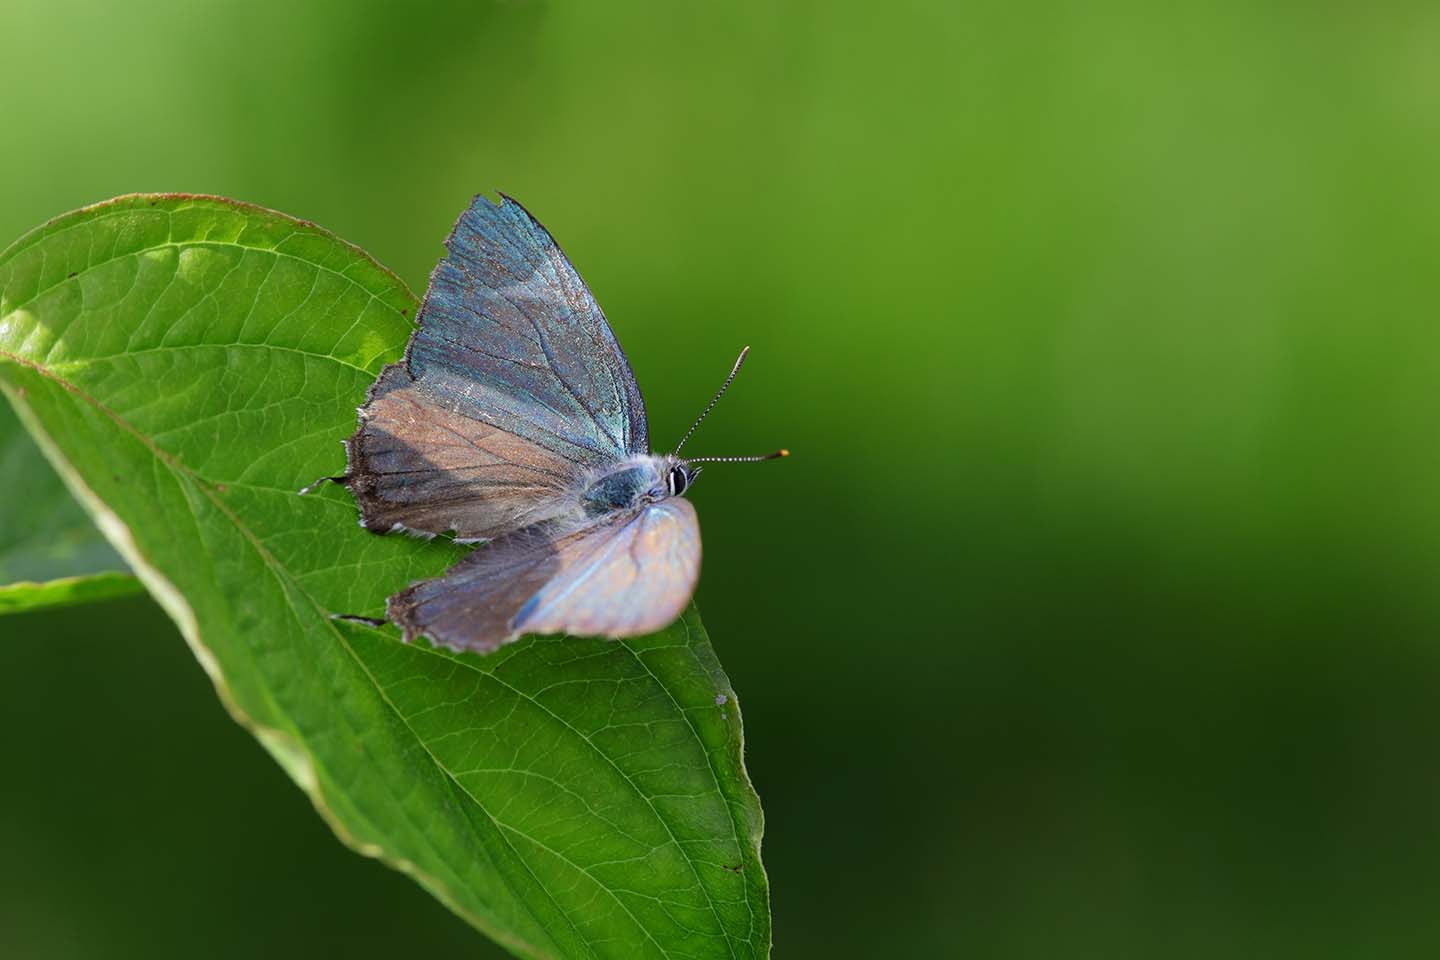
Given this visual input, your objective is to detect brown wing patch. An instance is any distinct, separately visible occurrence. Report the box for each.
[344,364,584,541]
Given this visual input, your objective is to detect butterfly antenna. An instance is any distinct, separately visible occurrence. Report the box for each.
[686,449,789,464]
[674,345,750,455]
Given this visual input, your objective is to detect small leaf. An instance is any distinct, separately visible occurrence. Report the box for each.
[0,389,140,613]
[0,571,141,613]
[0,195,769,959]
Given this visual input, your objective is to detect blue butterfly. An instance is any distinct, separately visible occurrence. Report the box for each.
[341,194,785,653]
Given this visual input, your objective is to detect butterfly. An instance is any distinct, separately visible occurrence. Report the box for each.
[338,194,786,653]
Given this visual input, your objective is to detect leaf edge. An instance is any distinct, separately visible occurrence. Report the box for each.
[0,571,143,615]
[0,193,554,960]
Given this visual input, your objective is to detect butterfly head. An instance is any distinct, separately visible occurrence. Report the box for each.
[665,460,701,497]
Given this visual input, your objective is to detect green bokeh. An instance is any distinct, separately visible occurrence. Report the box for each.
[3,1,1439,957]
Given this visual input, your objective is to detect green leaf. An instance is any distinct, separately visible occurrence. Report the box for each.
[0,387,141,612]
[0,195,769,959]
[0,571,141,613]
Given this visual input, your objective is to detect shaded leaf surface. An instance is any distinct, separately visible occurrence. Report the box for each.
[0,195,768,959]
[0,393,139,613]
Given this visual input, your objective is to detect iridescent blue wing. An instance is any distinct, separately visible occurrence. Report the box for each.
[410,193,647,464]
[344,194,647,539]
[389,499,700,653]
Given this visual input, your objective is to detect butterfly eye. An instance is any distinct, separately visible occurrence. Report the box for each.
[667,466,689,497]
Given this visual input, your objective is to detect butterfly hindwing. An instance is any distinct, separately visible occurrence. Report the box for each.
[386,521,569,652]
[389,499,701,653]
[516,498,701,640]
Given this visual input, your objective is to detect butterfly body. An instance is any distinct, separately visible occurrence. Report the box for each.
[341,194,729,654]
[582,456,664,514]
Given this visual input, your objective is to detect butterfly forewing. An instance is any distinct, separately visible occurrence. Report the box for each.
[410,194,648,464]
[345,365,581,540]
[346,194,650,539]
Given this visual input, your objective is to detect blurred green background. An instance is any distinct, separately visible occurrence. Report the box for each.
[4,1,1440,956]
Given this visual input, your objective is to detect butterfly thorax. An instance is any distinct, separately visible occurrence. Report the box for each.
[580,454,692,517]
